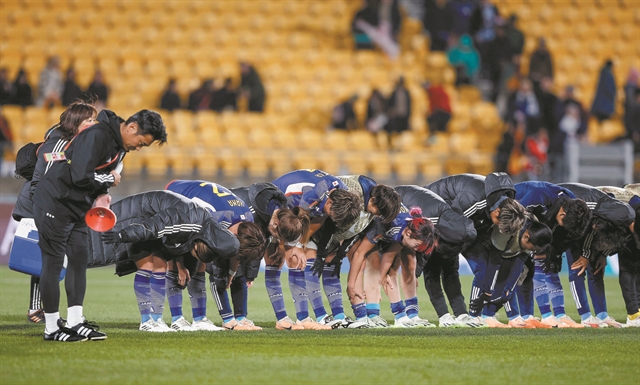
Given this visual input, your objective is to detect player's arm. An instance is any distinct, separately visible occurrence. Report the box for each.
[68,128,117,192]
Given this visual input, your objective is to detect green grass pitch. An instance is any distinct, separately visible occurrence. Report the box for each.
[1,266,638,384]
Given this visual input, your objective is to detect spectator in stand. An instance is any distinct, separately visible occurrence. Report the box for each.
[352,0,402,59]
[386,77,411,137]
[505,77,541,136]
[12,69,33,107]
[366,89,388,134]
[524,128,549,181]
[331,95,358,130]
[449,0,475,36]
[504,14,524,57]
[0,68,12,105]
[469,0,500,68]
[423,0,454,52]
[535,77,559,181]
[447,34,480,86]
[590,60,616,122]
[85,70,109,110]
[211,78,237,112]
[37,56,63,107]
[623,68,639,140]
[240,62,265,113]
[528,38,554,85]
[61,68,83,106]
[626,89,640,154]
[424,80,452,139]
[0,106,12,172]
[551,86,588,182]
[486,23,512,101]
[160,79,182,111]
[188,79,214,112]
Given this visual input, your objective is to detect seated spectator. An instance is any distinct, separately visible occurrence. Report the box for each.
[188,79,214,112]
[528,38,554,84]
[331,95,358,130]
[37,56,63,107]
[0,68,12,105]
[86,70,109,110]
[240,62,265,112]
[12,69,33,107]
[386,76,411,136]
[160,79,182,111]
[505,14,524,57]
[424,81,452,137]
[486,24,512,101]
[61,68,83,106]
[366,89,388,133]
[447,34,480,85]
[590,60,616,122]
[423,0,454,52]
[352,0,401,59]
[469,0,500,66]
[211,78,237,112]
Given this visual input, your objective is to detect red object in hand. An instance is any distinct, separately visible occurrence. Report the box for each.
[85,207,117,232]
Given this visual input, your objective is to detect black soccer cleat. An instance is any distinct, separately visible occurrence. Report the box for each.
[63,319,108,341]
[44,327,88,342]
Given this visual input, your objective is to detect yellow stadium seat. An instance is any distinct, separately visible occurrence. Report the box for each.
[445,157,470,175]
[342,151,370,175]
[392,152,420,184]
[370,151,392,181]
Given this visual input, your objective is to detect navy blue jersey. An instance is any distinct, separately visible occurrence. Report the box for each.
[166,180,253,229]
[272,169,346,218]
[366,211,412,245]
[515,181,576,213]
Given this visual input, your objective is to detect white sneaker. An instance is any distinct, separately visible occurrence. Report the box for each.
[153,318,176,332]
[346,317,371,329]
[318,315,344,329]
[438,313,456,327]
[455,314,487,328]
[192,317,225,331]
[139,319,175,332]
[599,316,622,328]
[624,316,640,327]
[409,316,436,327]
[170,316,196,332]
[393,316,417,328]
[369,315,389,328]
[581,315,606,328]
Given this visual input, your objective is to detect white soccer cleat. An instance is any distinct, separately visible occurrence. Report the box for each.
[599,316,622,328]
[237,318,262,330]
[393,316,417,328]
[192,317,225,331]
[438,313,457,327]
[624,316,640,328]
[170,316,197,332]
[153,319,176,332]
[345,317,371,329]
[455,314,487,328]
[139,319,175,332]
[368,315,390,328]
[581,315,605,328]
[409,316,436,328]
[318,315,344,329]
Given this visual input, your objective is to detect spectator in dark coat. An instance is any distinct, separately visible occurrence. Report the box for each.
[504,14,524,56]
[85,70,109,109]
[423,0,454,52]
[188,79,215,112]
[505,77,541,135]
[211,78,237,112]
[386,77,411,134]
[61,68,83,106]
[240,62,265,113]
[528,38,554,83]
[590,60,616,122]
[331,95,358,130]
[12,69,33,107]
[424,81,452,135]
[160,79,182,111]
[0,68,12,105]
[366,89,388,134]
[623,68,639,138]
[486,24,512,101]
[550,85,588,182]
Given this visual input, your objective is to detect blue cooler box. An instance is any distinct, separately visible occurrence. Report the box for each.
[9,219,66,280]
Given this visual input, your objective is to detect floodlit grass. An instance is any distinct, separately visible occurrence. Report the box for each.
[1,266,637,384]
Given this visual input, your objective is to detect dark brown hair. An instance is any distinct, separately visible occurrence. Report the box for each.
[236,222,267,264]
[58,101,97,140]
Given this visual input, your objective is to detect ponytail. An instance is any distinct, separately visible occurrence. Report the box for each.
[407,206,438,255]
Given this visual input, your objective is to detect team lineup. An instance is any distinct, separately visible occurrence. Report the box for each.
[9,103,640,341]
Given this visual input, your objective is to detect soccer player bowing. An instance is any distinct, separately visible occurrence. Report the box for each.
[33,109,167,342]
[100,190,239,333]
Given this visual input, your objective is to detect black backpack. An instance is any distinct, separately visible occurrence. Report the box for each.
[14,141,41,181]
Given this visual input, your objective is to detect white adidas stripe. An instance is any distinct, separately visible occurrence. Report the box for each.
[158,224,202,237]
[463,200,487,217]
[490,271,499,291]
[44,139,67,174]
[570,281,581,308]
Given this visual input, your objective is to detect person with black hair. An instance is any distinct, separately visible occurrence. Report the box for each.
[99,190,239,333]
[211,78,237,112]
[12,101,97,324]
[61,68,83,106]
[32,108,167,342]
[554,182,635,328]
[12,69,33,107]
[240,62,265,112]
[513,181,592,328]
[230,182,311,331]
[165,180,266,332]
[159,79,182,111]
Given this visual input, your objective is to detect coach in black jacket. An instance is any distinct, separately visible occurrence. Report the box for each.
[32,109,167,342]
